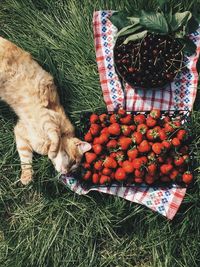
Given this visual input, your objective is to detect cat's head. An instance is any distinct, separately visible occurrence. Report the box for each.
[50,136,91,175]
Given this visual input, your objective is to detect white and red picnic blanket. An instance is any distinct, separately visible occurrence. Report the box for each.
[61,11,200,220]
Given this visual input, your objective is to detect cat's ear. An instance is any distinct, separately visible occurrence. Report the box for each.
[76,141,92,154]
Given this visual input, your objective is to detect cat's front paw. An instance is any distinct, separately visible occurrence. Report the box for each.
[20,169,33,185]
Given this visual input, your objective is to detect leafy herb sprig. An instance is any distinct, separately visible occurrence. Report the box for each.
[110,0,200,55]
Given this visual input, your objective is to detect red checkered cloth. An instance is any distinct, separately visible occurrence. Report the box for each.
[60,11,200,220]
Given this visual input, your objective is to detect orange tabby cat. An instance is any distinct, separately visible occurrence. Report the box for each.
[0,37,91,185]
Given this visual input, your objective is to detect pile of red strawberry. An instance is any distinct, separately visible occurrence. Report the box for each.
[81,109,193,186]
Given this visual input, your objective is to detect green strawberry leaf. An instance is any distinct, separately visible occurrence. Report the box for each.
[178,37,197,56]
[123,30,148,44]
[116,23,143,38]
[157,0,170,14]
[109,11,131,30]
[171,11,192,31]
[140,10,169,34]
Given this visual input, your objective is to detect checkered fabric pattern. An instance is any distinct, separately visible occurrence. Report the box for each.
[60,11,200,220]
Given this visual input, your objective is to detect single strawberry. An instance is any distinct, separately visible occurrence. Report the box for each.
[150,109,161,119]
[93,137,100,145]
[107,139,118,150]
[92,144,102,155]
[92,173,100,184]
[104,157,117,169]
[182,172,193,184]
[146,129,159,141]
[152,143,164,155]
[119,137,132,150]
[84,131,93,142]
[146,116,157,128]
[172,137,181,147]
[115,168,126,181]
[83,170,92,181]
[174,156,185,166]
[99,113,107,123]
[132,158,143,169]
[138,140,151,153]
[134,114,146,125]
[159,129,167,141]
[102,168,112,176]
[122,160,134,173]
[101,127,109,134]
[177,129,187,141]
[134,169,145,178]
[147,163,157,175]
[162,140,171,149]
[130,125,136,131]
[173,120,181,128]
[127,148,138,160]
[99,175,111,185]
[120,114,132,125]
[154,126,162,131]
[121,125,131,136]
[90,123,101,136]
[137,124,148,135]
[85,152,97,164]
[94,160,103,171]
[160,164,173,174]
[164,122,174,134]
[110,114,118,124]
[132,132,143,144]
[169,169,179,180]
[90,113,99,124]
[118,108,126,117]
[98,133,109,144]
[108,123,121,135]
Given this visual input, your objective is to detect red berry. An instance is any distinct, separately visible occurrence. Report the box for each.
[138,140,151,153]
[102,168,112,175]
[150,109,161,119]
[127,148,138,160]
[169,169,179,180]
[99,113,107,123]
[85,152,97,164]
[119,137,132,150]
[99,175,111,184]
[104,157,117,169]
[83,170,92,181]
[118,108,126,117]
[162,140,171,149]
[122,160,134,173]
[92,144,102,155]
[174,156,185,166]
[134,114,146,125]
[107,139,118,150]
[108,123,121,135]
[110,114,118,124]
[152,143,164,155]
[90,124,101,136]
[84,131,93,142]
[172,137,181,147]
[94,160,103,171]
[90,114,99,124]
[177,129,187,141]
[146,129,159,141]
[120,114,132,125]
[147,163,157,175]
[182,172,193,184]
[160,164,173,174]
[121,125,131,136]
[132,132,143,144]
[92,173,100,184]
[134,169,145,178]
[132,158,143,169]
[159,129,167,141]
[115,168,126,181]
[146,116,157,128]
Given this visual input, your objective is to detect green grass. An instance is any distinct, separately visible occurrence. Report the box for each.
[0,0,200,266]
